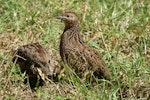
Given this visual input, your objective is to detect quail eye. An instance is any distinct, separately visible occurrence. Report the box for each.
[48,60,50,63]
[66,15,69,17]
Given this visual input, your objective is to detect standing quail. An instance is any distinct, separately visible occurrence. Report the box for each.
[12,42,60,88]
[58,11,112,81]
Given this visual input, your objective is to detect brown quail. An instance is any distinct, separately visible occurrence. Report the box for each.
[12,42,60,88]
[58,11,112,81]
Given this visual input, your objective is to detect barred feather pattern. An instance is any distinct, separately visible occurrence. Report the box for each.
[13,42,60,78]
[59,11,112,80]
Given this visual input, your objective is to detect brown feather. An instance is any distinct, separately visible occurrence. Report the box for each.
[12,42,60,88]
[58,11,112,80]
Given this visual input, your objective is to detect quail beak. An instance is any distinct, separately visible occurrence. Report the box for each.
[57,15,66,21]
[57,15,63,19]
[57,15,62,22]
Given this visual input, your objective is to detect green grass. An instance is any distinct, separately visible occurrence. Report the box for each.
[0,0,150,99]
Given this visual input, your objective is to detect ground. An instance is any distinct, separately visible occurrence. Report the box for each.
[0,0,150,99]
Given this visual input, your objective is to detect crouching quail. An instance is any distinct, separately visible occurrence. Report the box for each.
[12,42,60,88]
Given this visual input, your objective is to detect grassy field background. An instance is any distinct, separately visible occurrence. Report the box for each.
[0,0,150,99]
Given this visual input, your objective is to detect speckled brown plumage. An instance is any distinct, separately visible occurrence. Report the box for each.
[12,42,60,88]
[58,11,112,80]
